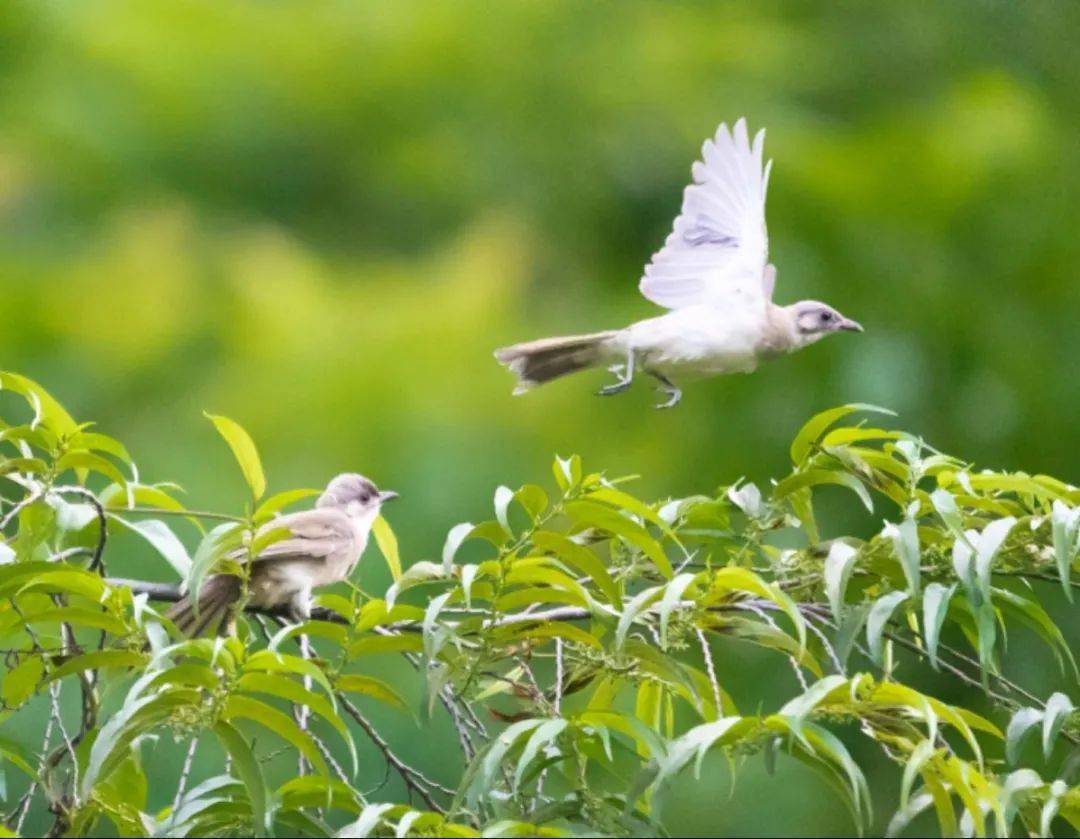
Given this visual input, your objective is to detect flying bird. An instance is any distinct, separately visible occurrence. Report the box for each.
[495,118,862,408]
[167,473,398,635]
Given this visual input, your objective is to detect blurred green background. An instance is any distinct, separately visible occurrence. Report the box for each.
[2,1,1078,835]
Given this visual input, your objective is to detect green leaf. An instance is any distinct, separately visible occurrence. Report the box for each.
[492,620,603,650]
[993,587,1076,677]
[349,633,424,657]
[801,721,872,828]
[113,517,192,576]
[371,514,402,581]
[615,585,663,650]
[973,516,1015,601]
[222,695,327,775]
[564,499,673,578]
[778,675,848,724]
[930,488,964,535]
[921,582,955,671]
[773,469,873,513]
[70,431,132,464]
[1041,692,1074,760]
[576,710,667,763]
[442,523,475,573]
[494,485,515,535]
[20,606,127,636]
[385,560,449,610]
[824,541,858,622]
[237,672,357,773]
[658,716,752,784]
[1051,500,1079,603]
[47,650,147,683]
[586,486,678,538]
[1005,707,1042,765]
[552,455,581,492]
[335,674,409,711]
[55,451,128,487]
[885,517,921,597]
[243,650,335,698]
[205,413,266,500]
[2,656,43,707]
[185,521,244,611]
[213,720,268,836]
[0,372,78,436]
[338,803,398,838]
[866,591,909,663]
[19,568,108,601]
[789,404,895,466]
[899,740,936,810]
[531,531,620,606]
[253,488,320,522]
[711,567,807,653]
[658,572,699,649]
[514,719,567,789]
[514,484,548,521]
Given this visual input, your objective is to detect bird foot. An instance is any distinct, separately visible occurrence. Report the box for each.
[649,373,681,409]
[653,387,682,409]
[597,378,632,397]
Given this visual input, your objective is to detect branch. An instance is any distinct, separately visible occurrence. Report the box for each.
[52,487,107,574]
[106,577,593,629]
[338,695,451,813]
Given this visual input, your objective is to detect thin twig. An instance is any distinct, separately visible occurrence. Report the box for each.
[52,487,107,574]
[338,696,450,813]
[166,737,200,833]
[696,628,723,714]
[0,488,41,531]
[115,506,246,524]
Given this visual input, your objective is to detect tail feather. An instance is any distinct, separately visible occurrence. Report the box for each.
[495,331,617,393]
[165,574,242,637]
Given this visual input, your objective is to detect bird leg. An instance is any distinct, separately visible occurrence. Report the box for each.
[286,587,313,624]
[597,349,634,396]
[648,371,681,409]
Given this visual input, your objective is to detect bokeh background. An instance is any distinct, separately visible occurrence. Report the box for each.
[2,1,1078,835]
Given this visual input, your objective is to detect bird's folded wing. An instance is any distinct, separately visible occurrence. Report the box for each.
[639,118,771,311]
[248,508,354,563]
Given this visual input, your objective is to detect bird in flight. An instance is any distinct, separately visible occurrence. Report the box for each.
[495,118,862,408]
[167,473,398,635]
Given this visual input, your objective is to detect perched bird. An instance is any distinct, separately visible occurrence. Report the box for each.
[167,473,398,635]
[495,118,863,408]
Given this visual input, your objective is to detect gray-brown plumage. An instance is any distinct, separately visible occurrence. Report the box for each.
[493,331,618,392]
[166,473,398,636]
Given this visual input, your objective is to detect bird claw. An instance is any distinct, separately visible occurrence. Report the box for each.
[597,378,632,397]
[649,373,681,409]
[653,388,682,409]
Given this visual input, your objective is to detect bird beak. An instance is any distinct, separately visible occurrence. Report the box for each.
[838,318,863,333]
[378,490,400,503]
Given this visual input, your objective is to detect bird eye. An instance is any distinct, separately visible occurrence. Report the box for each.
[821,311,833,322]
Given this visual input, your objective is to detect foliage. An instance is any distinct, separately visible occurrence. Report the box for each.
[0,374,1078,837]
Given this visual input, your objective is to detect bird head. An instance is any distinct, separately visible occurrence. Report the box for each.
[787,300,863,347]
[316,473,399,519]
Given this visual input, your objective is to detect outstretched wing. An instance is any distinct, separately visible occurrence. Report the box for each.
[639,118,772,310]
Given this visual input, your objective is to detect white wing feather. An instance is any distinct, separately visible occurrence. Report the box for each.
[639,118,772,310]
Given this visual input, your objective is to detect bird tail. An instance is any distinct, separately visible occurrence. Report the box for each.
[165,574,242,637]
[494,331,618,393]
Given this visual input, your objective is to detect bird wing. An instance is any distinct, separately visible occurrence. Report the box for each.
[639,118,772,311]
[249,508,355,563]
